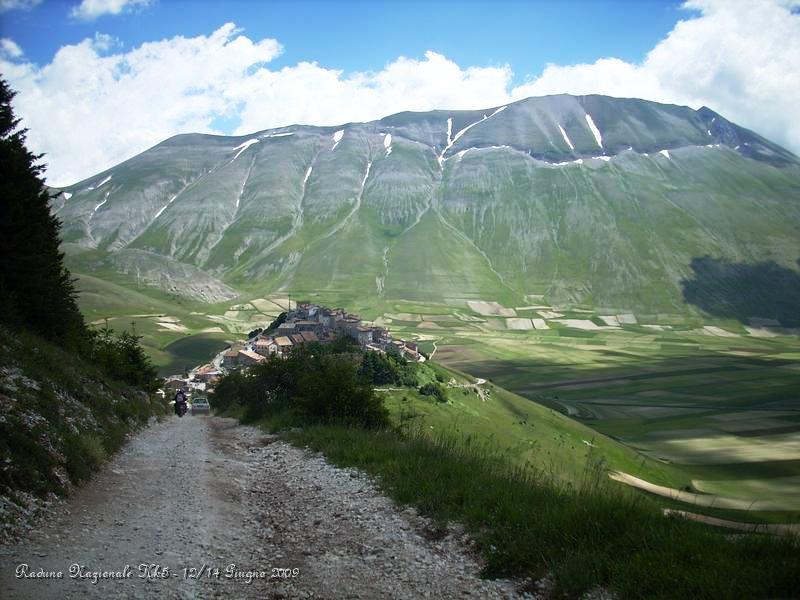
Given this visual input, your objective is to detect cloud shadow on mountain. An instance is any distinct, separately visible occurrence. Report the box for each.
[681,256,800,327]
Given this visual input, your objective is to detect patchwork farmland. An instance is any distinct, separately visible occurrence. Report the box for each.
[79,268,800,520]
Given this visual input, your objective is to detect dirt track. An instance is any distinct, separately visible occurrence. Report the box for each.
[0,416,527,599]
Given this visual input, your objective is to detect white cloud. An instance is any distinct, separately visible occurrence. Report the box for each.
[232,52,512,135]
[90,32,120,52]
[0,27,510,186]
[0,0,41,12]
[513,0,800,155]
[71,0,151,21]
[1,23,282,185]
[2,0,799,186]
[0,38,24,58]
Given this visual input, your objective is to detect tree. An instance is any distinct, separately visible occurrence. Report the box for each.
[359,351,395,385]
[86,325,160,393]
[0,80,159,394]
[214,344,388,428]
[264,312,287,334]
[0,79,84,345]
[212,369,250,414]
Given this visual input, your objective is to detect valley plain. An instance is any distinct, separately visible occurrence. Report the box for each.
[72,271,800,523]
[59,93,800,527]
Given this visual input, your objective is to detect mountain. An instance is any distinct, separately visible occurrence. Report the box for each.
[54,94,800,319]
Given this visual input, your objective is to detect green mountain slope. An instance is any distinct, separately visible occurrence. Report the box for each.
[54,94,800,320]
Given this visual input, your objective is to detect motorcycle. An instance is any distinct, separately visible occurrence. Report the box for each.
[174,397,188,417]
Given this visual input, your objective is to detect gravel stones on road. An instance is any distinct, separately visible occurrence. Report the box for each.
[1,416,531,599]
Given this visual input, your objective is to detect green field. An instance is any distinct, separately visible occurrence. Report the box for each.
[367,297,800,519]
[71,272,800,520]
[379,380,685,489]
[73,273,263,374]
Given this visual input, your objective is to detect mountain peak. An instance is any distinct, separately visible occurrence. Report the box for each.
[55,94,800,316]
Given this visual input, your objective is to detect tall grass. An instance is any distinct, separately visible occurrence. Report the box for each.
[0,326,165,501]
[281,422,799,599]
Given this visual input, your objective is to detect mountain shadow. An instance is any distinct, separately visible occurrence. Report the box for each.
[681,256,800,327]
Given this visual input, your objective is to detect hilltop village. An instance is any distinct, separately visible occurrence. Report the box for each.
[173,302,423,396]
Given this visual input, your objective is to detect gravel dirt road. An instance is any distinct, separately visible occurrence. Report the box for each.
[0,416,528,599]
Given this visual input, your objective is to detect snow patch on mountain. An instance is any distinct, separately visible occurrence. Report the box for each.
[659,149,671,159]
[93,191,110,214]
[84,175,111,192]
[235,182,245,210]
[231,139,259,162]
[62,192,72,200]
[153,194,179,221]
[303,166,313,186]
[361,161,372,188]
[585,114,603,148]
[331,129,344,151]
[439,105,507,167]
[558,124,575,150]
[383,133,392,156]
[552,158,584,166]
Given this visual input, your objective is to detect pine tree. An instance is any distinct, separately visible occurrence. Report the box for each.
[0,79,85,344]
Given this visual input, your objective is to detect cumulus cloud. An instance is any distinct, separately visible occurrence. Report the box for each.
[0,0,41,12]
[2,0,799,186]
[0,27,511,186]
[233,52,512,136]
[513,0,800,156]
[1,23,282,185]
[0,38,24,58]
[71,0,151,21]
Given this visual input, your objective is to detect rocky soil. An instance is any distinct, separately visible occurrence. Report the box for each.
[0,416,532,599]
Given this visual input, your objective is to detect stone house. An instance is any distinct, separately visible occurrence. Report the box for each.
[300,331,319,343]
[274,336,294,357]
[254,338,276,357]
[237,349,266,366]
[222,349,239,369]
[164,377,186,392]
[355,326,373,346]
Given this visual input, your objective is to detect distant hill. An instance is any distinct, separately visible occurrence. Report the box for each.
[54,94,800,319]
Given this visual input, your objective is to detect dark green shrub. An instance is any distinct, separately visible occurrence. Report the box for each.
[419,382,447,402]
[215,345,388,429]
[86,326,160,393]
[63,432,106,484]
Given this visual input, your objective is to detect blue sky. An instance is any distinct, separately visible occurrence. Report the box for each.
[1,0,798,186]
[3,1,686,81]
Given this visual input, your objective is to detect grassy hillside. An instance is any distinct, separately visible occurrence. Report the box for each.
[426,327,800,516]
[55,93,800,522]
[284,424,799,599]
[67,260,800,516]
[373,356,799,519]
[0,326,166,540]
[69,271,233,375]
[223,355,799,598]
[379,379,684,488]
[54,94,800,321]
